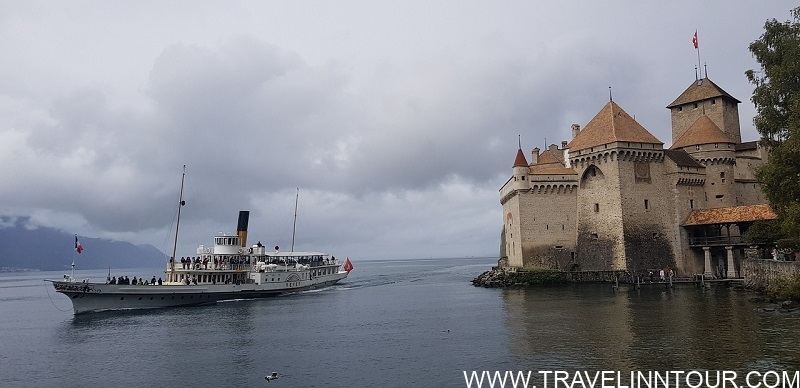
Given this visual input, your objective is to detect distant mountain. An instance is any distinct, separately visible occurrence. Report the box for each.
[0,217,167,271]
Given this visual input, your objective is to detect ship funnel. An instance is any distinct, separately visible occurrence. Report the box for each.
[237,211,250,247]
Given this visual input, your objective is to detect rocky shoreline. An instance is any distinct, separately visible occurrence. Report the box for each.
[471,267,572,287]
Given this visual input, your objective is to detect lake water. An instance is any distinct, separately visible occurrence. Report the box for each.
[0,257,798,388]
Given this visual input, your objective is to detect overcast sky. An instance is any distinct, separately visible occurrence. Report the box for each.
[1,1,796,261]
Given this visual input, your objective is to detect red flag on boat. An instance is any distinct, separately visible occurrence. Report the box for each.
[343,257,353,273]
[75,235,83,254]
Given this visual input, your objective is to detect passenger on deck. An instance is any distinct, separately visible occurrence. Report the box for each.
[151,276,157,285]
[109,276,116,285]
[138,278,143,285]
[131,276,137,285]
[180,257,186,269]
[157,277,163,285]
[124,276,130,285]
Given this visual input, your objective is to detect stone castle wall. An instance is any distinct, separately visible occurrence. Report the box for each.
[518,184,578,269]
[741,259,800,291]
[616,155,677,272]
[574,160,625,271]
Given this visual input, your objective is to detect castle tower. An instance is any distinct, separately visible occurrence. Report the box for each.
[671,116,737,208]
[567,101,674,271]
[667,78,742,144]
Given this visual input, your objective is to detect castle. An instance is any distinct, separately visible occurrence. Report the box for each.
[499,77,777,277]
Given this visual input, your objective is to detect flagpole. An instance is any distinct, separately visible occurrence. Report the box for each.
[695,30,702,80]
[291,188,298,253]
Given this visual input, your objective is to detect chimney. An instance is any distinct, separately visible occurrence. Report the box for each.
[571,124,581,139]
[237,211,250,247]
[561,140,568,149]
[531,147,540,165]
[548,144,559,154]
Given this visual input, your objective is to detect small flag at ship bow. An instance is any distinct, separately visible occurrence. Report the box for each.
[343,257,353,273]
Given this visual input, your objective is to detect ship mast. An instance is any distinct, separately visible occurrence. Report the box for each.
[170,165,186,276]
[291,188,298,252]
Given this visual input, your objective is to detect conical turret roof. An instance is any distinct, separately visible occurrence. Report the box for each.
[513,148,528,167]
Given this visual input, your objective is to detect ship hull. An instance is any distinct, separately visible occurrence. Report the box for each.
[50,272,347,314]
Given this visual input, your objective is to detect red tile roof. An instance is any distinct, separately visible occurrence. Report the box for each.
[567,101,662,151]
[671,116,735,149]
[667,78,741,108]
[513,148,528,167]
[535,150,561,165]
[683,204,777,226]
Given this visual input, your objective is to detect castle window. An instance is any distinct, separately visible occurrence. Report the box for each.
[712,99,716,105]
[546,224,549,230]
[720,172,725,183]
[644,199,649,209]
[693,103,698,109]
[652,232,659,239]
[678,106,683,111]
[590,233,598,240]
[594,203,600,212]
[690,199,694,209]
[714,143,719,148]
[521,176,525,180]
[715,195,724,199]
[695,145,700,150]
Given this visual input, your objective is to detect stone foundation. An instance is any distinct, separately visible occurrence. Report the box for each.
[471,267,628,287]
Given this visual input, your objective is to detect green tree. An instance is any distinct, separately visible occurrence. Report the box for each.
[746,7,800,247]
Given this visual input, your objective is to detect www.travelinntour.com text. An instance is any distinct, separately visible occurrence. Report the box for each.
[463,370,800,388]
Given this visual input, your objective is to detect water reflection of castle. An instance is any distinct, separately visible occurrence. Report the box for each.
[501,285,773,371]
[500,77,776,277]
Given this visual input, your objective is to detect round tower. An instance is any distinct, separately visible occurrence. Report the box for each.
[512,148,531,190]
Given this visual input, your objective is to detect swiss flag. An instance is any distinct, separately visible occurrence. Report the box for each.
[343,257,353,273]
[692,31,698,49]
[75,235,83,254]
